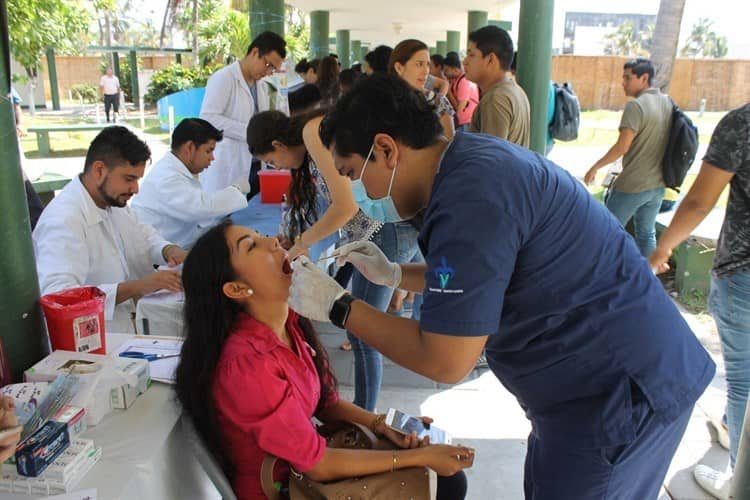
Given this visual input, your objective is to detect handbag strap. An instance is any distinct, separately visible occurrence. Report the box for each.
[260,455,282,500]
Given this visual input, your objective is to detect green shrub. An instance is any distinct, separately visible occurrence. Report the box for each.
[144,63,218,105]
[70,83,98,104]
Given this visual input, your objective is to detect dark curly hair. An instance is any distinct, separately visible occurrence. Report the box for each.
[319,73,442,158]
[247,109,328,241]
[174,220,337,479]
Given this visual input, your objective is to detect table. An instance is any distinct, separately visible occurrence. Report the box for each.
[31,173,72,205]
[136,197,338,337]
[27,124,111,157]
[6,333,220,500]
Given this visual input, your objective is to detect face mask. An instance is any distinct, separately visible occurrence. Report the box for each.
[350,144,404,223]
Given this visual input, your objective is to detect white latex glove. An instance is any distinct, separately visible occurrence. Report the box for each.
[289,256,347,322]
[336,241,401,288]
[230,176,251,195]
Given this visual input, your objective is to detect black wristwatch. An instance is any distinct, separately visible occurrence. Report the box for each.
[329,293,357,329]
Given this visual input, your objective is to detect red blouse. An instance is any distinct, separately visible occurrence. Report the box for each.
[213,310,339,500]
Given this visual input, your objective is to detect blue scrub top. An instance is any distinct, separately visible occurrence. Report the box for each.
[418,132,715,448]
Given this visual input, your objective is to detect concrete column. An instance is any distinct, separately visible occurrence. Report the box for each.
[310,11,330,59]
[517,0,554,154]
[489,20,513,31]
[45,48,60,111]
[128,50,139,102]
[351,40,361,64]
[436,41,447,55]
[360,45,369,63]
[0,2,48,381]
[468,10,489,44]
[446,31,460,54]
[112,52,121,79]
[429,46,436,55]
[336,30,350,69]
[249,0,284,37]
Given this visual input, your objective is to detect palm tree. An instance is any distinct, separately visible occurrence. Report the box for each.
[650,0,687,92]
[681,18,728,58]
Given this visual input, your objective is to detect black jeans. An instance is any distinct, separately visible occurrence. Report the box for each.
[104,94,120,121]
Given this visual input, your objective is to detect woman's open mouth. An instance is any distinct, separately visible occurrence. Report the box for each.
[282,256,293,275]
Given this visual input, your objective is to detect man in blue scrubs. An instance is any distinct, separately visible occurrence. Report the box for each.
[289,74,715,498]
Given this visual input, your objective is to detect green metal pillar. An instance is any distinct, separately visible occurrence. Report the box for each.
[336,30,350,69]
[360,45,369,63]
[309,11,329,59]
[175,53,182,65]
[446,31,461,54]
[436,41,447,55]
[249,0,284,37]
[429,46,436,56]
[112,52,121,80]
[489,20,513,31]
[128,50,139,102]
[351,40,361,64]
[45,48,60,111]
[517,0,554,154]
[468,10,489,44]
[0,2,47,381]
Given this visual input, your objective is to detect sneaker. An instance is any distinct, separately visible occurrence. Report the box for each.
[693,464,731,500]
[709,418,731,451]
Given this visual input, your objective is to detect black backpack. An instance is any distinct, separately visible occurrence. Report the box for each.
[662,100,699,191]
[549,82,580,141]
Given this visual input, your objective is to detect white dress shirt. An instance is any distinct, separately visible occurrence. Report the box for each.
[33,176,171,332]
[131,151,247,248]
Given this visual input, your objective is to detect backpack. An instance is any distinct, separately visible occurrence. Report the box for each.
[549,82,580,141]
[662,100,699,191]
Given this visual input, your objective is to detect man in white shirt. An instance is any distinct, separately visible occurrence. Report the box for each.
[132,118,248,249]
[33,126,187,332]
[99,67,121,123]
[199,31,286,194]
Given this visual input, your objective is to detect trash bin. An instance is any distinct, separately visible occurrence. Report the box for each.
[39,287,107,355]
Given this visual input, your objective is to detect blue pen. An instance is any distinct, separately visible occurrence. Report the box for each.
[119,351,180,362]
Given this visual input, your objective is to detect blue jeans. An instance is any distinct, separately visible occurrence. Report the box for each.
[347,222,421,411]
[605,187,665,257]
[709,270,750,468]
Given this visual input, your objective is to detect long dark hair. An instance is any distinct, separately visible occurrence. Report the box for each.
[317,56,340,105]
[247,109,327,241]
[174,220,338,478]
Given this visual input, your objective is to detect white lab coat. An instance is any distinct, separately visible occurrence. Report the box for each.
[199,63,291,191]
[33,176,171,333]
[199,61,273,192]
[131,152,247,248]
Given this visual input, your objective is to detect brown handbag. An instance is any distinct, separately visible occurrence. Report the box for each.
[260,422,436,500]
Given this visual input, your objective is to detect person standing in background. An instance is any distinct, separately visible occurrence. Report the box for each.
[99,67,121,123]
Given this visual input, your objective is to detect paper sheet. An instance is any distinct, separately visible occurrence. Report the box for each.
[115,337,183,384]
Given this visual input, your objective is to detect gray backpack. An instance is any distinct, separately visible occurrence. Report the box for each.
[549,82,580,142]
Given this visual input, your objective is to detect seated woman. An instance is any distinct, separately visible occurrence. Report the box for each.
[175,221,472,500]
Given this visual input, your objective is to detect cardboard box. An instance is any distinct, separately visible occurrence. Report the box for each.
[15,422,70,477]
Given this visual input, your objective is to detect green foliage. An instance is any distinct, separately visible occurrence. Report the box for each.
[603,22,652,57]
[7,0,90,80]
[284,6,310,63]
[195,1,251,66]
[681,18,729,58]
[144,63,218,105]
[70,83,98,103]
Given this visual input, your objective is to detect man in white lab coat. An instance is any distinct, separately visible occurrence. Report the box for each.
[132,118,248,249]
[33,126,188,332]
[199,31,287,194]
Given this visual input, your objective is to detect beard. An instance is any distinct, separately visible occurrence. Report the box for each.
[97,177,130,208]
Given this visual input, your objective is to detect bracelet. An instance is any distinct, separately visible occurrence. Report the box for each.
[391,451,398,472]
[370,413,386,435]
